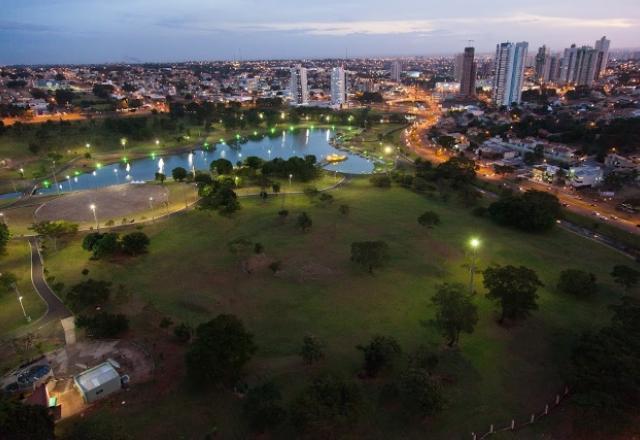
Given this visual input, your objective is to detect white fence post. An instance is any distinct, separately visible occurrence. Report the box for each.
[555,394,560,405]
[511,419,515,430]
[530,413,535,423]
[489,424,494,434]
[471,433,476,440]
[544,404,549,415]
[564,385,569,395]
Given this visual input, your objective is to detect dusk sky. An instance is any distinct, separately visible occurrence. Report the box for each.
[2,0,640,65]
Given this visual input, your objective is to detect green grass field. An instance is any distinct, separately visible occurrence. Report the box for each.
[47,178,634,438]
[0,240,46,336]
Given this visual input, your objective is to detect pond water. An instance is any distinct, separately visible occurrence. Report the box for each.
[36,128,376,195]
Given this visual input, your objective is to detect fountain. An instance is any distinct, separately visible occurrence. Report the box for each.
[158,157,165,174]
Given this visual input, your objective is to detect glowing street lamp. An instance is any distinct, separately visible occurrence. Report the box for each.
[155,139,160,146]
[0,213,5,225]
[120,138,127,150]
[17,295,30,323]
[288,173,293,187]
[66,175,72,191]
[468,238,481,294]
[89,204,99,231]
[148,196,154,210]
[85,143,91,149]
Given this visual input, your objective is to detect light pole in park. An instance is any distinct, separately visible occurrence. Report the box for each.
[13,283,31,322]
[0,213,5,225]
[468,238,480,294]
[90,204,99,231]
[121,138,127,152]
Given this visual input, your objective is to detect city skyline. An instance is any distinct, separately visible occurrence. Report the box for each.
[2,0,640,65]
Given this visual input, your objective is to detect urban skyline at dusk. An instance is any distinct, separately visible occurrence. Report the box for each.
[2,0,640,64]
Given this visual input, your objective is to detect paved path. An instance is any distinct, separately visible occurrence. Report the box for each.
[5,238,72,339]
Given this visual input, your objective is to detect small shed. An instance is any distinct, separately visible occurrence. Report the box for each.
[73,362,121,403]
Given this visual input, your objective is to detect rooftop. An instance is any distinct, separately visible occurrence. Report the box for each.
[74,362,119,393]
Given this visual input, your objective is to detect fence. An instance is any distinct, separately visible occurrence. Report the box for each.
[471,386,570,440]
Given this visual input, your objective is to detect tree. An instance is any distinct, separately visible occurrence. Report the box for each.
[66,279,111,312]
[185,314,257,387]
[243,382,286,433]
[397,368,445,418]
[199,184,240,215]
[300,335,324,364]
[0,223,9,255]
[570,297,640,426]
[350,241,390,274]
[76,312,129,338]
[433,156,476,187]
[210,158,233,175]
[483,265,542,323]
[0,272,17,296]
[408,346,439,375]
[172,166,188,181]
[557,269,597,298]
[431,283,478,346]
[356,335,401,377]
[290,374,362,435]
[29,220,78,250]
[174,323,192,343]
[488,190,560,232]
[89,233,120,259]
[417,211,441,229]
[370,175,391,188]
[154,172,166,184]
[339,204,350,216]
[297,212,312,232]
[611,265,640,290]
[0,397,55,440]
[121,232,150,256]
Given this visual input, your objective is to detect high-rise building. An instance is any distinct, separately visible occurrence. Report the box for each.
[289,64,308,105]
[558,45,600,86]
[492,41,528,107]
[594,36,611,78]
[330,66,347,106]
[453,53,464,82]
[459,47,476,97]
[390,61,402,82]
[547,55,560,83]
[535,45,552,82]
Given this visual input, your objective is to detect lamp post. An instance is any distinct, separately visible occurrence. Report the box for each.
[468,238,480,294]
[0,213,5,225]
[121,138,127,151]
[90,204,99,231]
[288,173,293,188]
[17,294,30,323]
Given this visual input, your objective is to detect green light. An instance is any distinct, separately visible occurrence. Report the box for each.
[310,125,315,129]
[204,142,209,147]
[123,157,128,163]
[43,180,50,187]
[348,126,352,131]
[236,133,240,139]
[96,163,102,169]
[270,128,275,134]
[74,171,80,176]
[253,131,258,136]
[151,152,156,159]
[332,125,335,130]
[220,138,225,143]
[289,126,294,131]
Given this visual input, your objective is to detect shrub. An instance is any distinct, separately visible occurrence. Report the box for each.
[76,312,129,338]
[370,175,391,188]
[558,269,597,298]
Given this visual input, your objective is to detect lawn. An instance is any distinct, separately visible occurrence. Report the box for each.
[47,177,634,438]
[0,240,47,336]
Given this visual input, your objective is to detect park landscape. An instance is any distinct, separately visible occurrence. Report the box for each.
[0,108,639,440]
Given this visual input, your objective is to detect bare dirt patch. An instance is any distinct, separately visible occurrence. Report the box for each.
[35,184,168,224]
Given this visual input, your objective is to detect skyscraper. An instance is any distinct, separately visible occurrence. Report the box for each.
[453,53,464,82]
[289,64,308,105]
[330,66,347,106]
[594,36,611,78]
[535,45,552,82]
[390,61,402,82]
[559,45,600,86]
[492,41,528,107]
[459,47,476,97]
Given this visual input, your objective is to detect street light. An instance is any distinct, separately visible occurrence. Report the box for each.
[17,295,30,323]
[90,204,99,231]
[288,173,293,187]
[155,139,160,146]
[0,213,5,225]
[468,238,481,294]
[121,138,127,150]
[86,143,91,149]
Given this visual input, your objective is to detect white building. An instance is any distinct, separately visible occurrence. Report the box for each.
[569,166,603,188]
[74,362,122,403]
[289,64,308,105]
[492,41,528,107]
[330,66,347,106]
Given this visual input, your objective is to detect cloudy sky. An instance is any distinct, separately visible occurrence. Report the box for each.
[2,0,639,65]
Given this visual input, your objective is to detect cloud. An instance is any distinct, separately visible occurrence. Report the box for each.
[223,14,637,36]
